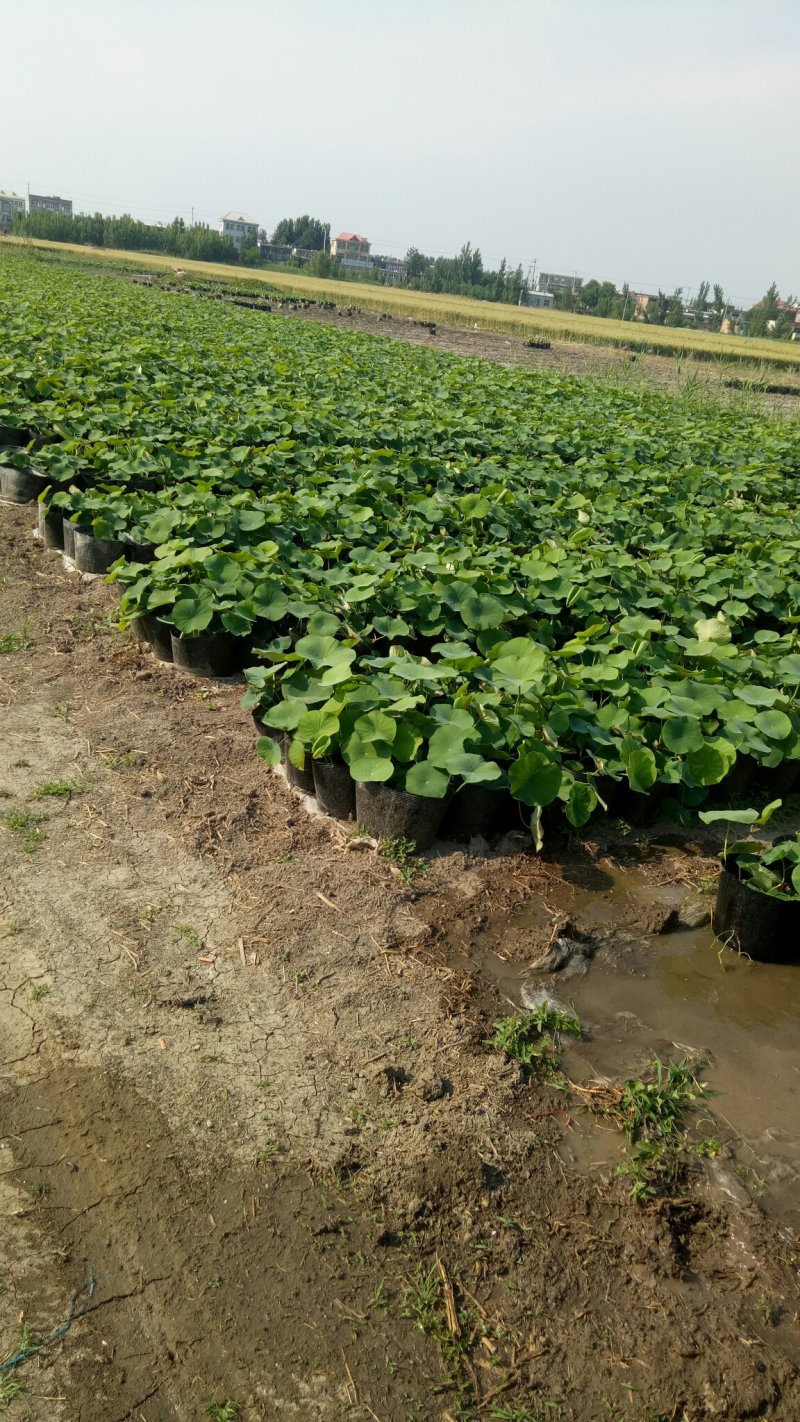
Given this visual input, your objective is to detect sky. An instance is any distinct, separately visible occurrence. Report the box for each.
[2,0,798,306]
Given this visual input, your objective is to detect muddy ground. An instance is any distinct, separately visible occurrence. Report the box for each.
[1,499,799,1422]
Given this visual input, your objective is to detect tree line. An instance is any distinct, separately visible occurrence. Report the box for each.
[12,210,236,263]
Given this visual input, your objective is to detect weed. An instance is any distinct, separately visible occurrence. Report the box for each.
[47,701,72,719]
[12,760,30,769]
[2,807,48,853]
[31,984,50,1002]
[174,923,203,951]
[378,836,429,883]
[130,982,150,1001]
[613,1058,709,1144]
[757,1293,776,1326]
[104,751,139,770]
[256,1139,282,1164]
[698,874,716,894]
[0,1373,27,1409]
[204,1403,239,1422]
[270,851,293,863]
[403,1034,419,1049]
[489,1005,581,1079]
[123,1032,134,1046]
[3,919,23,938]
[33,779,83,799]
[491,1402,563,1422]
[367,1280,390,1310]
[0,625,32,655]
[596,1058,711,1202]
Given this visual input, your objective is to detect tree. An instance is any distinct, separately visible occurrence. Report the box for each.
[691,280,710,324]
[271,215,328,250]
[404,246,431,278]
[747,282,781,338]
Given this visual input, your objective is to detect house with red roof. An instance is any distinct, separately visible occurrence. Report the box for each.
[330,231,371,263]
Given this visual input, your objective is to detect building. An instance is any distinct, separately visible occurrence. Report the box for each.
[536,271,582,295]
[29,193,72,216]
[632,291,657,319]
[0,190,26,232]
[522,290,555,308]
[219,211,259,253]
[331,232,371,265]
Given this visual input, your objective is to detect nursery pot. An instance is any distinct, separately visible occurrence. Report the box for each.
[312,757,356,820]
[714,863,800,964]
[283,744,316,796]
[138,614,174,662]
[73,529,126,574]
[171,630,240,678]
[121,536,156,564]
[0,427,32,447]
[355,780,447,851]
[0,464,47,504]
[62,518,90,561]
[38,502,64,550]
[129,617,150,646]
[439,783,509,843]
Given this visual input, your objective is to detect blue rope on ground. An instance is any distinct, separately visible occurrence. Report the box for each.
[0,1271,96,1373]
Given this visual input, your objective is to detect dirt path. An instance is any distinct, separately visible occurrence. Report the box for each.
[1,500,799,1421]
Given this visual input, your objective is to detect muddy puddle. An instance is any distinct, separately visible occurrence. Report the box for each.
[446,855,800,1233]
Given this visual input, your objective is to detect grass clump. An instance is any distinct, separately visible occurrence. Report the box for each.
[489,1004,581,1080]
[579,1057,712,1203]
[0,626,32,655]
[2,807,48,853]
[204,1402,239,1421]
[33,779,83,800]
[378,835,429,883]
[0,1372,27,1410]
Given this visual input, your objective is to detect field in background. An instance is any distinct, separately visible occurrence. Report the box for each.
[4,233,800,369]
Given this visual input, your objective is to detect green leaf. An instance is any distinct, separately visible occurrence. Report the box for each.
[753,709,792,742]
[625,747,657,794]
[404,761,450,798]
[171,587,214,634]
[565,780,598,827]
[685,738,737,786]
[661,716,704,755]
[256,736,282,767]
[509,751,563,807]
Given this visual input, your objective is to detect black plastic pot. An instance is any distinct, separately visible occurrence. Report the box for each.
[0,464,47,504]
[439,783,508,843]
[130,617,150,645]
[171,630,240,678]
[758,760,800,799]
[121,536,156,564]
[355,781,447,850]
[0,427,32,447]
[138,614,174,662]
[313,757,356,819]
[714,863,800,963]
[38,502,64,550]
[283,743,316,796]
[73,529,126,574]
[62,518,90,561]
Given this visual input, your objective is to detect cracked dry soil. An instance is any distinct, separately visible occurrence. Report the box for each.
[1,499,799,1422]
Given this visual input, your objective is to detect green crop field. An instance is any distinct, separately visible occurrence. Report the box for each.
[5,233,800,368]
[2,247,800,841]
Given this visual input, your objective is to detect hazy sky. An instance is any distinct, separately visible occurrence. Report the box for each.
[3,0,798,305]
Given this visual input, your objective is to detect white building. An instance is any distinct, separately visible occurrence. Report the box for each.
[0,190,26,231]
[523,290,555,308]
[536,271,582,295]
[29,193,73,216]
[219,211,259,253]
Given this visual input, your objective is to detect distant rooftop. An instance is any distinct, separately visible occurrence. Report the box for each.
[221,211,259,224]
[0,190,24,200]
[334,232,369,243]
